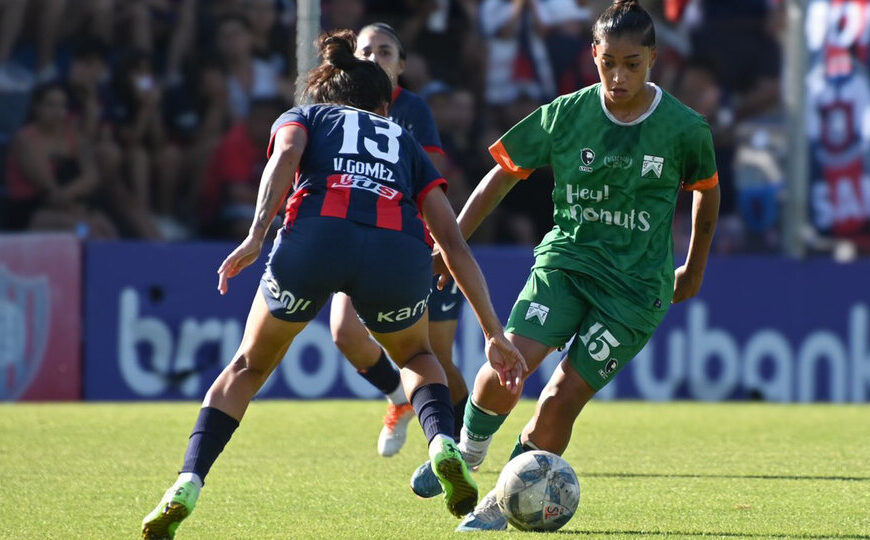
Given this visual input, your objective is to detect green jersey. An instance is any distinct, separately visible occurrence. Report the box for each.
[490,83,718,311]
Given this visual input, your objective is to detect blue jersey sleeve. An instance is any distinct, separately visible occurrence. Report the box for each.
[411,139,447,208]
[407,97,442,152]
[392,90,443,153]
[267,107,308,158]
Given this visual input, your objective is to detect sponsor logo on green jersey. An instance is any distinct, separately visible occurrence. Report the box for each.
[604,155,633,169]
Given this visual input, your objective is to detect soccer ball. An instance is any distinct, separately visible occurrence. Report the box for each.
[495,450,580,532]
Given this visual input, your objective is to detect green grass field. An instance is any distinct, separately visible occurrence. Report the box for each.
[1,400,868,539]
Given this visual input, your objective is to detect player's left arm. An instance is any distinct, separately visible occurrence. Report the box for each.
[217,124,307,294]
[673,183,720,303]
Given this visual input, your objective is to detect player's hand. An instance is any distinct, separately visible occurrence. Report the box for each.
[672,264,703,303]
[217,236,263,295]
[431,248,452,290]
[484,333,527,394]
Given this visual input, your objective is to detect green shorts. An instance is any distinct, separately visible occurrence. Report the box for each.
[505,267,668,391]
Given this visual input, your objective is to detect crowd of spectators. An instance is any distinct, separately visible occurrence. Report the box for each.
[0,0,787,254]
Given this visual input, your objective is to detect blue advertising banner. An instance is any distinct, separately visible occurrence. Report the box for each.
[84,242,870,402]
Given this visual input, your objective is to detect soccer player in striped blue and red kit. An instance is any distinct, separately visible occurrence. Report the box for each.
[141,30,526,539]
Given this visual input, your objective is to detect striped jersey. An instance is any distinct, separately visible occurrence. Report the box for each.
[490,83,718,311]
[269,104,446,246]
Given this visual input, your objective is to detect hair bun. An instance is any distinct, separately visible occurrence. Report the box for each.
[320,31,357,71]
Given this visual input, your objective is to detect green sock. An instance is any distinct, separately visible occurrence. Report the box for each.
[463,398,508,440]
[509,436,537,460]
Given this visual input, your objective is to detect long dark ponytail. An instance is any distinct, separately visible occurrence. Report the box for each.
[301,30,392,112]
[593,0,656,47]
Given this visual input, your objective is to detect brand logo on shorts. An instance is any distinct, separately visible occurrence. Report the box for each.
[377,297,428,323]
[263,271,312,315]
[525,302,550,325]
[641,155,664,178]
[598,358,619,379]
[440,302,457,312]
[579,148,595,173]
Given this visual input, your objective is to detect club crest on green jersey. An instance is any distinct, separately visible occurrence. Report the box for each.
[579,148,595,173]
[525,302,550,325]
[641,155,664,178]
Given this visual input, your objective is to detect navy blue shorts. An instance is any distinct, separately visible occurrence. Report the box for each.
[428,276,464,322]
[260,217,433,333]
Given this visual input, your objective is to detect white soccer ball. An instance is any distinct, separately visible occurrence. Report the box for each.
[495,450,580,532]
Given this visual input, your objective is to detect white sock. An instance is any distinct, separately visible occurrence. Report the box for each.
[176,472,203,490]
[386,384,408,406]
[428,433,455,461]
[458,425,492,464]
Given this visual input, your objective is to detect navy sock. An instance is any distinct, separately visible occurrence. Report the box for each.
[181,407,239,483]
[410,383,454,444]
[452,394,468,439]
[357,350,401,395]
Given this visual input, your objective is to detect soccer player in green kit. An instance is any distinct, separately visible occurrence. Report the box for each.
[410,0,720,530]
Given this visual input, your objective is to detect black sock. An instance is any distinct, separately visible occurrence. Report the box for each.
[181,407,239,483]
[452,394,468,439]
[410,383,454,443]
[357,350,401,395]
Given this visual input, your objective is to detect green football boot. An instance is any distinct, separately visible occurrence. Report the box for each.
[141,480,200,539]
[431,439,478,518]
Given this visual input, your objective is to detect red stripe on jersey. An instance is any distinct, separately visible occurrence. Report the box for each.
[376,190,403,230]
[268,121,308,158]
[284,186,308,227]
[423,145,446,156]
[415,178,448,210]
[417,210,435,248]
[321,174,351,218]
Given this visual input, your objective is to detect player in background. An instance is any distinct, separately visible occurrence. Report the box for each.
[410,0,720,531]
[326,22,470,458]
[141,30,526,538]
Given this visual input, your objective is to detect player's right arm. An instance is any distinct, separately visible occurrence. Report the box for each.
[217,124,307,294]
[422,186,528,391]
[456,164,523,240]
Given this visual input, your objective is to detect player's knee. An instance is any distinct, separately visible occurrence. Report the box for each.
[331,325,363,354]
[228,355,270,382]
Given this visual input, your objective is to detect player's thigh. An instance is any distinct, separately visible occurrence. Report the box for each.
[329,291,372,345]
[260,217,355,323]
[507,332,559,374]
[370,312,431,369]
[505,267,592,369]
[567,301,660,392]
[236,289,309,374]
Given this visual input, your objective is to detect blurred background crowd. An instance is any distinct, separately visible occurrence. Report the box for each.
[0,0,793,255]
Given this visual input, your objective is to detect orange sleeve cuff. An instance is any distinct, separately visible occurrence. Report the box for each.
[488,140,534,180]
[683,171,719,191]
